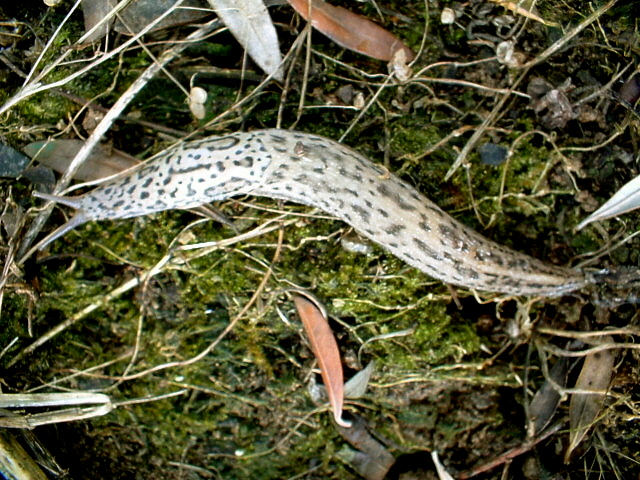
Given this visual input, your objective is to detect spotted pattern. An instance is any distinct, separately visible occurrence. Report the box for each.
[49,129,589,296]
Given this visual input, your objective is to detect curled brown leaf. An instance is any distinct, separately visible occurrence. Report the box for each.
[293,292,351,427]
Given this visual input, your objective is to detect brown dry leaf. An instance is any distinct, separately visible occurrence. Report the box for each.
[293,292,350,427]
[24,139,139,182]
[489,0,560,27]
[287,0,414,62]
[565,336,616,462]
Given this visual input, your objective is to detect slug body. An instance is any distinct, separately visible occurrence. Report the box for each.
[36,129,591,296]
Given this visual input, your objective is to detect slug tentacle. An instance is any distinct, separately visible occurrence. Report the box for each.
[34,129,592,296]
[33,212,90,252]
[34,191,84,209]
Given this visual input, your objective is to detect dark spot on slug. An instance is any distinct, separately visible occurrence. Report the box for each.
[376,182,417,211]
[377,208,390,218]
[439,224,469,252]
[456,266,480,280]
[351,204,371,223]
[385,224,406,236]
[413,238,438,258]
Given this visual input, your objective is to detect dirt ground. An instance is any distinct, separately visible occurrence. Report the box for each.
[0,1,639,479]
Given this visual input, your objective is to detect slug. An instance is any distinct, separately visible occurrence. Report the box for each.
[34,129,593,296]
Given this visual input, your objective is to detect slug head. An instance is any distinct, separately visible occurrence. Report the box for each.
[33,191,90,250]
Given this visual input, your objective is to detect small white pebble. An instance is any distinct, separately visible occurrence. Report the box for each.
[441,7,456,25]
[189,86,208,119]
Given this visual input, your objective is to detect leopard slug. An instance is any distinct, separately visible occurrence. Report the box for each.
[34,129,593,296]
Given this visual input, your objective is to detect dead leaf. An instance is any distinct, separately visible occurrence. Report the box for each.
[81,0,116,43]
[619,73,640,105]
[0,144,30,178]
[287,0,414,62]
[293,292,350,427]
[1,198,23,239]
[82,0,210,42]
[113,0,210,35]
[565,337,615,462]
[527,77,574,129]
[344,361,375,399]
[24,140,139,182]
[527,355,570,437]
[208,0,283,81]
[336,415,394,480]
